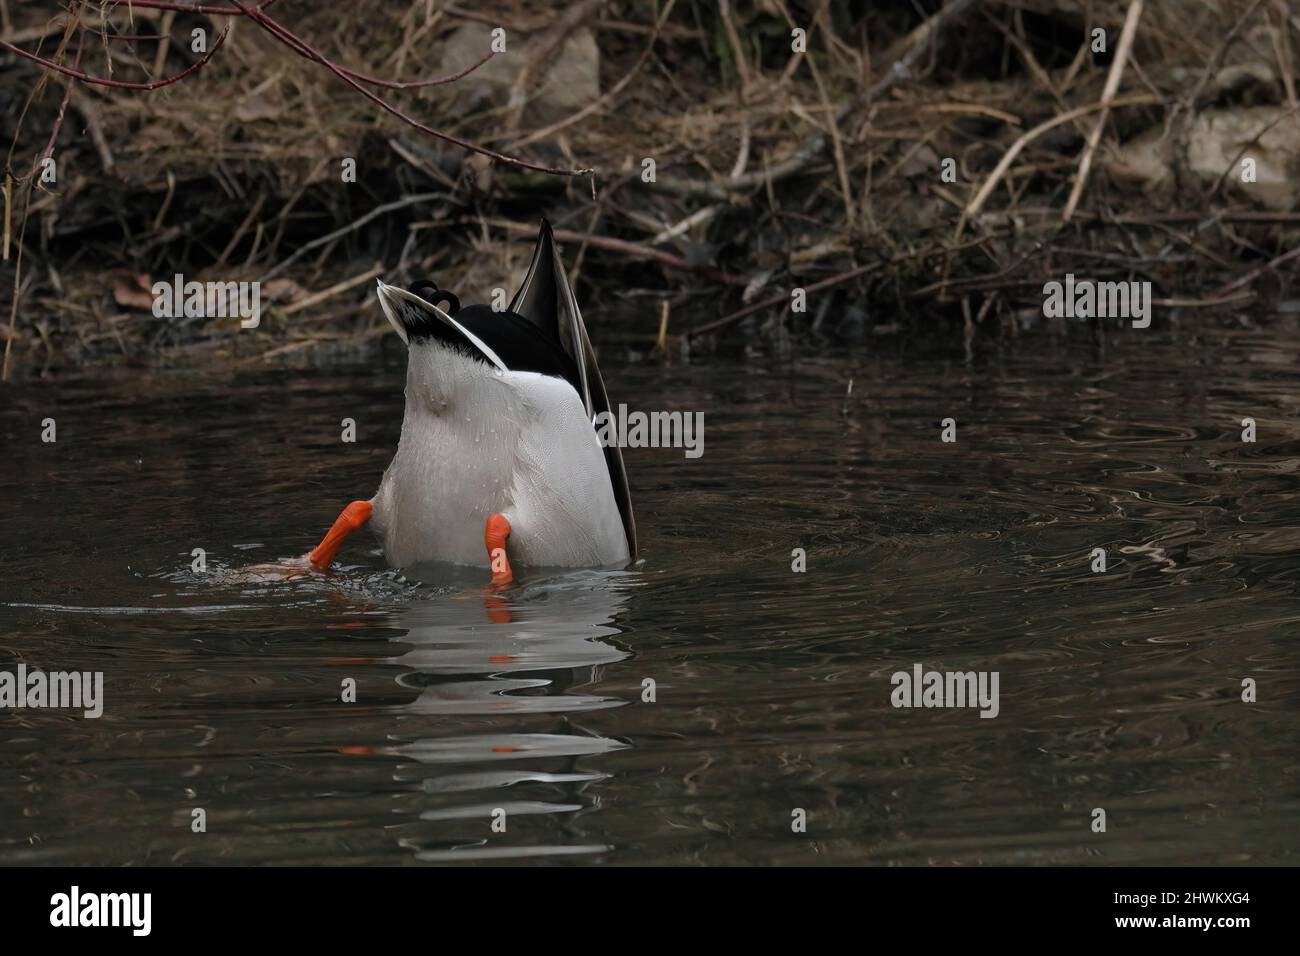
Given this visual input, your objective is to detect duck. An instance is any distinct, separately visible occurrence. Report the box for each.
[304,220,636,585]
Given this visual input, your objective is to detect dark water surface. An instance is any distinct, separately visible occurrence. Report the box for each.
[2,324,1298,865]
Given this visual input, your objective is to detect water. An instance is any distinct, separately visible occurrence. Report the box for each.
[2,323,1298,866]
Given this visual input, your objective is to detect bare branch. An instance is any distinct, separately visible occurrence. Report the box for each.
[1,25,229,90]
[103,0,277,16]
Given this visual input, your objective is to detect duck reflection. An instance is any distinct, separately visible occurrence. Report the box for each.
[378,569,634,862]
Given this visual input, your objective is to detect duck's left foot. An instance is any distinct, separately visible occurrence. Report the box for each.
[485,513,513,586]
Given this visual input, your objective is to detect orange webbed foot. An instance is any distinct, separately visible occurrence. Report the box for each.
[485,513,513,587]
[307,500,373,571]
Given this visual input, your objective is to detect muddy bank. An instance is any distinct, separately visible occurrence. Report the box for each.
[1,0,1297,379]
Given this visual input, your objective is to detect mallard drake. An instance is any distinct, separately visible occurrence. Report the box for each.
[306,220,636,584]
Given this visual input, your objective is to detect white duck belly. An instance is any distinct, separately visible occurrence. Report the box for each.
[370,346,628,569]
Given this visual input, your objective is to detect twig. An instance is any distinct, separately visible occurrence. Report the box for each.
[1,175,9,262]
[0,26,229,89]
[216,192,266,269]
[649,206,720,245]
[96,32,170,42]
[730,117,750,180]
[685,262,882,338]
[151,10,176,78]
[1062,0,1143,222]
[34,43,78,180]
[918,102,1021,125]
[1151,291,1255,308]
[1272,0,1297,109]
[805,34,854,227]
[104,0,276,15]
[1003,208,1300,225]
[281,262,384,316]
[70,89,114,171]
[489,218,745,285]
[1212,245,1300,298]
[347,50,496,91]
[717,0,751,97]
[259,191,451,282]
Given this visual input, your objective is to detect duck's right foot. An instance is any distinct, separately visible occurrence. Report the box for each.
[485,513,513,586]
[307,500,373,571]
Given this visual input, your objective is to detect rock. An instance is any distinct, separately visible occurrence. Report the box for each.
[436,23,601,124]
[1107,106,1300,210]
